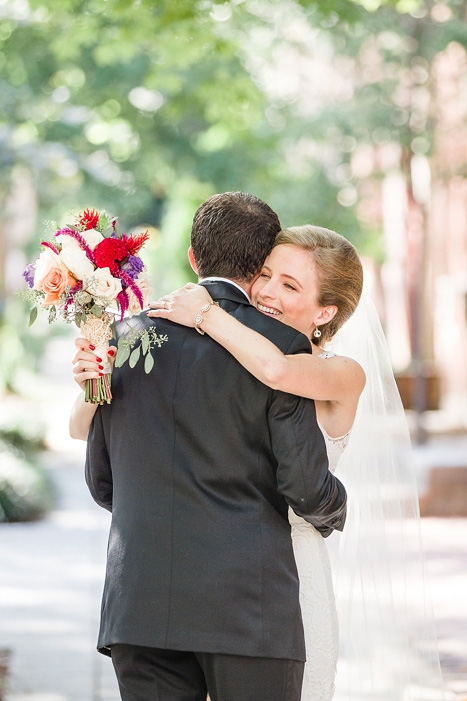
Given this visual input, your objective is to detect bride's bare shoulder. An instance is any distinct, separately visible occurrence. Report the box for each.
[318,351,366,395]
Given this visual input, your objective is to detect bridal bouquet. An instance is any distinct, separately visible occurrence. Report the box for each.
[23,208,159,404]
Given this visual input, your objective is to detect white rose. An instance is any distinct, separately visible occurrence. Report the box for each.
[81,228,104,249]
[60,247,95,281]
[127,272,152,316]
[33,248,62,288]
[56,233,80,250]
[56,228,104,251]
[83,267,122,304]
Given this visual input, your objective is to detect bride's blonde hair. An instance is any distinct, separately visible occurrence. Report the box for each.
[274,225,363,345]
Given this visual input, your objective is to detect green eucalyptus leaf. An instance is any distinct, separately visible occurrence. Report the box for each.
[115,344,131,367]
[90,305,103,318]
[97,211,111,232]
[28,306,38,327]
[144,352,154,374]
[141,331,150,355]
[129,346,141,368]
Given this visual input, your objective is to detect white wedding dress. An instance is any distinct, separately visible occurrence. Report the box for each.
[289,423,350,701]
[286,294,446,701]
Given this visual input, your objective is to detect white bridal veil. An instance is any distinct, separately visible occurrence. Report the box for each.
[326,292,447,700]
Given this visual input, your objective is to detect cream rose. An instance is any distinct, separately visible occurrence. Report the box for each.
[60,247,95,281]
[127,272,152,316]
[57,228,104,251]
[83,267,122,304]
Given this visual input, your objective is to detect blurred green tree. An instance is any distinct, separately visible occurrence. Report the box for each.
[1,0,465,372]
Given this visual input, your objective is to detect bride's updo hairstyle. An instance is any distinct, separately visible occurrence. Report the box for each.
[274,225,363,345]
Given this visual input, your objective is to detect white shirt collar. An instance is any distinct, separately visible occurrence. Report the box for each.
[200,277,251,302]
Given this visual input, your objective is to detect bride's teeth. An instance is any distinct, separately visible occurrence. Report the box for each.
[258,302,281,316]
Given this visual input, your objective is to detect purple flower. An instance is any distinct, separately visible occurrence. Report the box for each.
[121,254,144,280]
[23,263,36,288]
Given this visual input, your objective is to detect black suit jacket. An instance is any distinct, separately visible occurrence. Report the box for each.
[85,281,346,661]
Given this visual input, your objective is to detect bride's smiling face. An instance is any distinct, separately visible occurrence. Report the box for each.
[251,243,324,338]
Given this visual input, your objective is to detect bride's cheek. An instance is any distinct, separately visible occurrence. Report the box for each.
[251,280,265,301]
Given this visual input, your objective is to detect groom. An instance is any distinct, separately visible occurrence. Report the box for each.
[85,191,347,701]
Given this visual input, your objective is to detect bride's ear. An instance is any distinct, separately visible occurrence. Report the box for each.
[188,247,199,274]
[314,305,337,326]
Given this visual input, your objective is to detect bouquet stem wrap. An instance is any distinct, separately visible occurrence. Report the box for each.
[80,312,114,403]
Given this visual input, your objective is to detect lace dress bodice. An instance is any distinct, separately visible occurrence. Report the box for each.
[289,422,350,701]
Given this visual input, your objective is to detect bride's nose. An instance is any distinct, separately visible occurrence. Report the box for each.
[259,279,276,299]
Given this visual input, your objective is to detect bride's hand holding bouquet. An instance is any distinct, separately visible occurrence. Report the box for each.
[71,337,116,393]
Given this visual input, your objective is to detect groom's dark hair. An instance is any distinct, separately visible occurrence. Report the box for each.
[191,191,281,282]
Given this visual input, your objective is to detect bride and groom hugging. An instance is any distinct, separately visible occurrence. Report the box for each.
[72,191,366,701]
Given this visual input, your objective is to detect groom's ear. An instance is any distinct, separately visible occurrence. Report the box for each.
[188,247,199,274]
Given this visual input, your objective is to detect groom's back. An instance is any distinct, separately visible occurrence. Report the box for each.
[87,282,332,662]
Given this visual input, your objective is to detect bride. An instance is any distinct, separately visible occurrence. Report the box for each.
[70,224,446,700]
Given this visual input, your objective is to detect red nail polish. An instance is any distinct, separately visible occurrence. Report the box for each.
[89,344,95,350]
[107,349,115,357]
[96,356,102,362]
[99,372,103,377]
[98,365,104,370]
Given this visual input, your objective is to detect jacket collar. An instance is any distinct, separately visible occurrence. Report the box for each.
[199,279,252,306]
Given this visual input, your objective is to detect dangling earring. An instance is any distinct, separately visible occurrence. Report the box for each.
[313,327,322,339]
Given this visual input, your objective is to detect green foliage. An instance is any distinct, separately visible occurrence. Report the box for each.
[115,326,169,372]
[0,440,54,522]
[0,418,48,455]
[0,409,53,523]
[2,0,466,329]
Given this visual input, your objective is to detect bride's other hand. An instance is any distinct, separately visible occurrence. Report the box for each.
[147,283,213,327]
[72,337,116,392]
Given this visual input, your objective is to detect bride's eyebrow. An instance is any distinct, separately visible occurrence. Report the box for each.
[281,273,303,289]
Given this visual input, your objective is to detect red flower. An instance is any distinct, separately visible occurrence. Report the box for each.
[78,209,100,230]
[93,238,128,274]
[123,231,150,256]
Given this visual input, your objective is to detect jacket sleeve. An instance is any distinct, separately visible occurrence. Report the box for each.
[267,333,347,536]
[85,407,113,512]
[268,389,347,536]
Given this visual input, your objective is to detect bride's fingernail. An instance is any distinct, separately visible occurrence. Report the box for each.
[99,373,103,377]
[107,349,115,357]
[89,344,95,350]
[98,364,104,370]
[96,356,102,362]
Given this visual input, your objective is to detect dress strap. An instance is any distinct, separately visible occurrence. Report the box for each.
[318,350,335,359]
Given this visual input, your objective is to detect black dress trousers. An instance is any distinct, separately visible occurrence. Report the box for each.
[111,644,305,701]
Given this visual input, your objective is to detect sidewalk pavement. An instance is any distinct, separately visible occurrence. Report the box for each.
[0,444,120,701]
[1,440,466,701]
[0,337,466,700]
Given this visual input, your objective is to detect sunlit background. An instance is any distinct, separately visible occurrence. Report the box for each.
[0,0,466,698]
